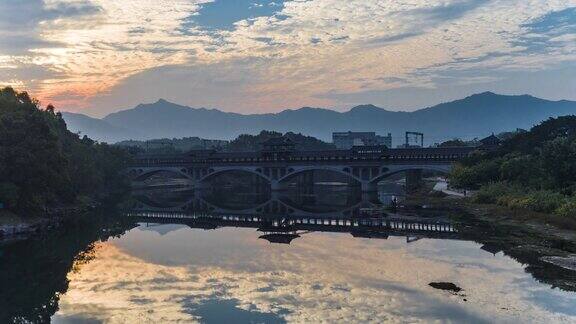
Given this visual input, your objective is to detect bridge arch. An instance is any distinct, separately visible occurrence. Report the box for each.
[198,167,272,184]
[277,166,362,184]
[128,167,192,181]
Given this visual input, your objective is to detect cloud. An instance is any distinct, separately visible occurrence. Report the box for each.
[321,62,576,111]
[52,227,576,323]
[82,62,260,117]
[513,7,576,55]
[0,0,101,54]
[1,1,575,114]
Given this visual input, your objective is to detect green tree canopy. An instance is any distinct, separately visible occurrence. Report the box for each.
[0,87,131,215]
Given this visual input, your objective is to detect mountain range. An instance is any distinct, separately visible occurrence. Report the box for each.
[62,92,576,146]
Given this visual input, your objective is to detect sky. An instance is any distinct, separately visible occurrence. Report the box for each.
[0,0,575,117]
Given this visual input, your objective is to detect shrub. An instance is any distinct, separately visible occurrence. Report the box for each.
[525,190,566,213]
[450,159,503,189]
[556,198,576,218]
[473,182,513,204]
[473,183,567,214]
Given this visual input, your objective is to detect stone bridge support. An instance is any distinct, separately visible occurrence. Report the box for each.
[361,182,378,192]
[128,162,454,193]
[405,169,423,193]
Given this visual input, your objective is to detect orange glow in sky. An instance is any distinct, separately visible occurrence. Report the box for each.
[1,1,575,116]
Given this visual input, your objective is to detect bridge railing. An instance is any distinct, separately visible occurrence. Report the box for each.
[129,147,475,167]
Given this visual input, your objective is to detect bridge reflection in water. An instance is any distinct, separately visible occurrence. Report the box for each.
[127,186,458,244]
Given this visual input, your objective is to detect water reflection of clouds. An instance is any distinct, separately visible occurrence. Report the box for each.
[53,226,576,323]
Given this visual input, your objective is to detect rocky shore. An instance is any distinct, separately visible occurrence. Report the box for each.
[0,205,96,243]
[0,217,63,242]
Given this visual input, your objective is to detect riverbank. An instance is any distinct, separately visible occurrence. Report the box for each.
[0,203,100,242]
[407,194,576,241]
[0,211,63,242]
[403,193,576,290]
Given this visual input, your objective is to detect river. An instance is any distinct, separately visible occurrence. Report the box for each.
[1,184,575,323]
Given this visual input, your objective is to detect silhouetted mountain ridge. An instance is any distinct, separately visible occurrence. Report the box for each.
[62,92,576,145]
[61,112,137,143]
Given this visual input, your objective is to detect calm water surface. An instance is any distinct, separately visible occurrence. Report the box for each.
[53,225,576,323]
[2,184,576,323]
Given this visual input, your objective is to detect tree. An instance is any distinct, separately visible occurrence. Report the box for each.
[450,116,576,195]
[0,87,132,215]
[0,182,19,208]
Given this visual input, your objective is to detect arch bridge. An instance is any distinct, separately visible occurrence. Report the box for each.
[126,146,476,192]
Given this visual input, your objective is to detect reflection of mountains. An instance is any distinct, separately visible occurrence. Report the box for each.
[3,204,575,323]
[129,209,576,291]
[129,189,576,292]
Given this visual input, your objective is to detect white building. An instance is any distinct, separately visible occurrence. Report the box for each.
[332,131,392,149]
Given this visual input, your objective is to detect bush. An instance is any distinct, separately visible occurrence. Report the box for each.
[450,159,503,189]
[556,198,576,218]
[503,190,565,213]
[473,182,514,204]
[473,183,567,214]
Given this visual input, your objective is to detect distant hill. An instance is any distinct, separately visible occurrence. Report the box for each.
[61,112,137,143]
[63,92,576,145]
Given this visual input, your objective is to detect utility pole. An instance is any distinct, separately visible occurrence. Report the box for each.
[405,132,424,147]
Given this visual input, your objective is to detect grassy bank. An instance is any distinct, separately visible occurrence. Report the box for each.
[407,190,576,233]
[472,182,576,220]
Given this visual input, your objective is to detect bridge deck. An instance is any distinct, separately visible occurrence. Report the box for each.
[130,146,476,167]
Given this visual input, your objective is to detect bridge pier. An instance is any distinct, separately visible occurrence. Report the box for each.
[193,181,212,190]
[405,169,423,193]
[361,182,377,192]
[271,181,288,191]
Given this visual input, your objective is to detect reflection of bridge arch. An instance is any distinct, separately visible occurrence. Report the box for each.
[198,167,272,184]
[128,167,192,181]
[277,166,362,184]
[132,193,379,218]
[370,164,452,184]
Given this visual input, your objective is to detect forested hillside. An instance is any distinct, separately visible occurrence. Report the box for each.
[226,130,335,152]
[450,116,576,218]
[0,88,131,215]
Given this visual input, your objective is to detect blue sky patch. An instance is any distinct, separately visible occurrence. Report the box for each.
[514,7,576,54]
[189,0,287,31]
[523,7,576,36]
